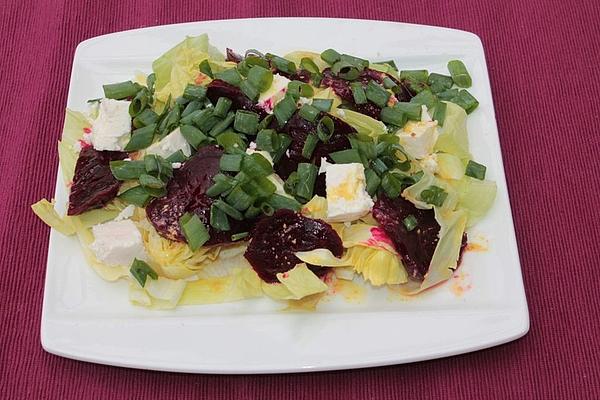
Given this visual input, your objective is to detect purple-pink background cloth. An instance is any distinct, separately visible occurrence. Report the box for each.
[1,1,599,398]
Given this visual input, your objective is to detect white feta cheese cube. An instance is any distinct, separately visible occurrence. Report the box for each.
[325,163,374,222]
[397,120,439,159]
[90,220,146,267]
[257,74,290,114]
[91,99,132,151]
[145,127,191,159]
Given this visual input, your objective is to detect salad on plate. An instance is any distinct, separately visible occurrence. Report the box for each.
[33,35,497,309]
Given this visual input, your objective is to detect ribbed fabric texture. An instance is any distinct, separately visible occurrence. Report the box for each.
[1,1,599,398]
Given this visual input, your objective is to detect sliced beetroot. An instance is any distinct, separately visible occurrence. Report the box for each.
[146,145,253,245]
[67,147,127,216]
[274,111,356,187]
[244,209,344,283]
[372,194,441,280]
[206,79,267,118]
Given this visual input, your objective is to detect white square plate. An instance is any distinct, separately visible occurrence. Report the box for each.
[41,18,529,373]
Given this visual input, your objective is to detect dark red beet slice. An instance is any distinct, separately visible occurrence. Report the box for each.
[244,209,344,283]
[274,111,356,194]
[67,147,127,216]
[206,79,267,118]
[146,145,253,245]
[372,194,440,280]
[372,194,467,280]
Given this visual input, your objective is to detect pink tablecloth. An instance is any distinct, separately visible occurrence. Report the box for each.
[1,1,599,398]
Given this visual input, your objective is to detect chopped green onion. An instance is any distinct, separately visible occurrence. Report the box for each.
[180,212,210,250]
[394,102,421,121]
[266,193,301,211]
[146,73,156,93]
[465,160,487,180]
[382,77,397,89]
[241,176,276,199]
[378,60,398,71]
[433,101,447,126]
[242,153,273,178]
[180,109,203,126]
[206,174,234,197]
[447,60,472,88]
[268,54,297,74]
[234,110,259,135]
[130,259,158,287]
[302,134,319,159]
[340,54,369,70]
[209,204,230,231]
[300,57,320,74]
[139,174,165,189]
[330,149,362,164]
[183,84,207,101]
[209,111,236,137]
[244,205,262,218]
[240,80,260,101]
[320,49,341,65]
[133,108,158,129]
[428,73,454,93]
[102,81,142,100]
[110,160,146,180]
[129,88,151,117]
[199,59,213,78]
[295,163,318,201]
[231,232,249,241]
[255,129,278,152]
[118,185,152,207]
[371,157,389,175]
[245,55,270,69]
[381,173,403,198]
[311,98,333,112]
[260,202,275,216]
[157,104,181,138]
[350,82,367,104]
[272,133,292,164]
[399,70,429,93]
[225,186,254,211]
[125,124,155,151]
[166,150,188,163]
[257,114,274,131]
[180,124,207,149]
[364,168,381,196]
[453,90,479,114]
[181,100,202,118]
[403,215,418,231]
[175,96,189,106]
[349,135,376,161]
[365,81,390,108]
[215,68,242,87]
[380,107,407,127]
[437,88,459,101]
[247,66,274,92]
[316,116,335,142]
[420,185,448,207]
[284,171,299,195]
[213,97,232,118]
[410,89,437,108]
[220,154,243,172]
[214,199,244,221]
[298,104,320,122]
[143,154,172,179]
[331,61,360,80]
[216,129,246,153]
[273,94,297,126]
[287,80,314,99]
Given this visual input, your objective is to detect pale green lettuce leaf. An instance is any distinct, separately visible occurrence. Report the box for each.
[370,62,400,79]
[333,108,387,138]
[31,199,75,236]
[283,51,329,71]
[452,176,497,227]
[402,172,458,211]
[59,109,90,183]
[276,263,328,299]
[436,153,465,180]
[434,102,471,160]
[179,267,263,305]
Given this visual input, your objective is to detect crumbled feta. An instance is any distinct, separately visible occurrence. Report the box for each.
[297,96,312,106]
[90,99,132,151]
[336,109,346,118]
[397,120,439,159]
[325,163,374,222]
[114,205,136,221]
[90,220,146,267]
[257,74,291,114]
[419,153,438,174]
[145,127,191,159]
[248,141,257,150]
[318,157,333,174]
[171,162,182,169]
[421,105,433,122]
